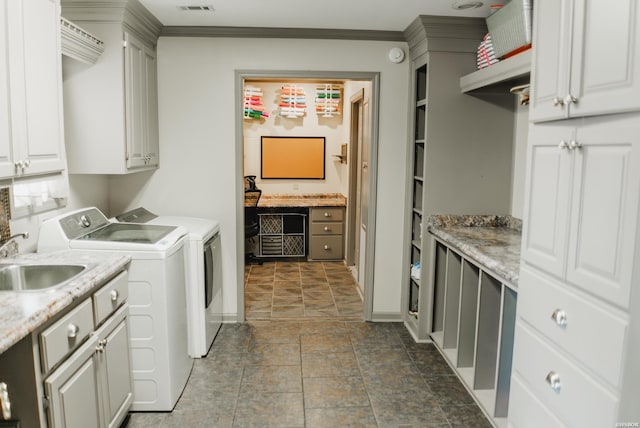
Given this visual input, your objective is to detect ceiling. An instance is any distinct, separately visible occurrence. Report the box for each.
[139,0,498,31]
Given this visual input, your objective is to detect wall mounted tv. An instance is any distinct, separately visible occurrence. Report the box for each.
[261,136,326,179]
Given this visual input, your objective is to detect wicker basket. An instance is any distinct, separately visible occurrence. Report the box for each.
[486,0,533,58]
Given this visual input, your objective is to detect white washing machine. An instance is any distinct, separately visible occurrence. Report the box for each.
[115,207,222,358]
[37,207,193,412]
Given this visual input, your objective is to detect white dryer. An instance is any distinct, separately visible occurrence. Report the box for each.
[115,207,222,358]
[37,208,193,411]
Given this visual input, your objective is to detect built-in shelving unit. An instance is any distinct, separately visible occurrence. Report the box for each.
[258,212,306,257]
[430,238,516,428]
[459,50,531,93]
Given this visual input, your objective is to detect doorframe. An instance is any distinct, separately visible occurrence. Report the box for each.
[346,88,364,268]
[234,70,380,322]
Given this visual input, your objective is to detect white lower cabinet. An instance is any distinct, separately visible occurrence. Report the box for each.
[43,274,133,428]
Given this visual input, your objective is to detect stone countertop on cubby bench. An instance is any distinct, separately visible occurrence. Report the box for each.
[258,193,347,208]
[427,215,522,287]
[0,251,131,354]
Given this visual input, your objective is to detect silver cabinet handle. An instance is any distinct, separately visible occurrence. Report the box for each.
[551,309,568,327]
[14,160,24,169]
[323,226,330,232]
[564,94,578,105]
[569,140,582,150]
[323,245,330,250]
[553,97,565,107]
[95,339,108,353]
[558,140,570,150]
[323,212,331,217]
[110,289,119,302]
[545,371,562,392]
[23,160,30,168]
[67,323,80,339]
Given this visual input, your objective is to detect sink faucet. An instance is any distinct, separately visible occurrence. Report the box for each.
[0,232,29,255]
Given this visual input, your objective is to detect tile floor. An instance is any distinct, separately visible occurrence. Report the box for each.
[244,260,364,320]
[124,261,492,428]
[125,321,492,428]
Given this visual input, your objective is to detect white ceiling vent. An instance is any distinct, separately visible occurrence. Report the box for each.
[178,5,215,11]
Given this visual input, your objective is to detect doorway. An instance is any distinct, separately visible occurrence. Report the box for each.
[235,71,379,322]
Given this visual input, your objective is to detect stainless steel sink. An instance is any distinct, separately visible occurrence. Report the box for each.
[0,264,86,292]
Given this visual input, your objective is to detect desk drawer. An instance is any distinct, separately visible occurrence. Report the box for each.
[512,321,618,428]
[310,207,344,222]
[93,270,128,326]
[309,236,343,260]
[518,266,627,387]
[311,222,343,235]
[40,299,94,373]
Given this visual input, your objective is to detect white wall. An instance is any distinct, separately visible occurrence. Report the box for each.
[108,37,411,319]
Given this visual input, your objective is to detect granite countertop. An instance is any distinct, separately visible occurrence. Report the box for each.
[258,193,347,208]
[0,251,131,354]
[427,215,522,287]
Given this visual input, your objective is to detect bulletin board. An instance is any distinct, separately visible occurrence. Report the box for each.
[261,136,326,179]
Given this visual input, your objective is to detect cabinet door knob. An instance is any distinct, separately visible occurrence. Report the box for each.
[95,339,107,353]
[545,371,562,392]
[553,97,565,107]
[551,309,568,327]
[14,160,24,169]
[569,140,582,150]
[564,94,578,105]
[558,140,570,150]
[324,212,331,217]
[110,289,119,302]
[323,245,330,250]
[324,226,330,232]
[67,323,80,339]
[23,160,30,168]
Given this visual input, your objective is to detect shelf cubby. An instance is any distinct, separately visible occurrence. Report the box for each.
[457,260,479,368]
[474,272,502,390]
[443,250,462,349]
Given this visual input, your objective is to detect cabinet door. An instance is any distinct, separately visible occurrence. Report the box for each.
[565,116,640,308]
[143,45,159,167]
[521,125,574,278]
[124,31,147,169]
[45,335,102,428]
[14,0,65,175]
[101,316,133,428]
[569,0,640,118]
[0,1,14,178]
[528,0,573,122]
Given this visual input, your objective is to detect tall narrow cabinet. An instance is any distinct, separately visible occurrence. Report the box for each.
[402,16,516,340]
[509,0,640,425]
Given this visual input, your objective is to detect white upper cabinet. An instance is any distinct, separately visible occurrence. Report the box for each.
[522,114,640,308]
[61,0,162,174]
[124,31,158,170]
[0,0,65,179]
[529,0,640,122]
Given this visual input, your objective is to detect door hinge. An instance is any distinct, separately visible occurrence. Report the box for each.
[125,151,129,160]
[42,395,50,410]
[123,40,127,48]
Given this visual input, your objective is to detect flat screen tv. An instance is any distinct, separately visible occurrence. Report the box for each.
[261,136,325,179]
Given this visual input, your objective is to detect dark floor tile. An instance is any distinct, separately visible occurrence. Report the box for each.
[240,364,302,393]
[368,388,449,427]
[441,404,493,428]
[409,350,455,378]
[302,351,360,378]
[162,408,234,428]
[125,412,166,428]
[303,376,369,409]
[233,391,304,427]
[354,348,415,370]
[247,342,301,365]
[424,374,476,407]
[301,333,352,353]
[305,407,378,428]
[360,362,429,392]
[299,320,348,335]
